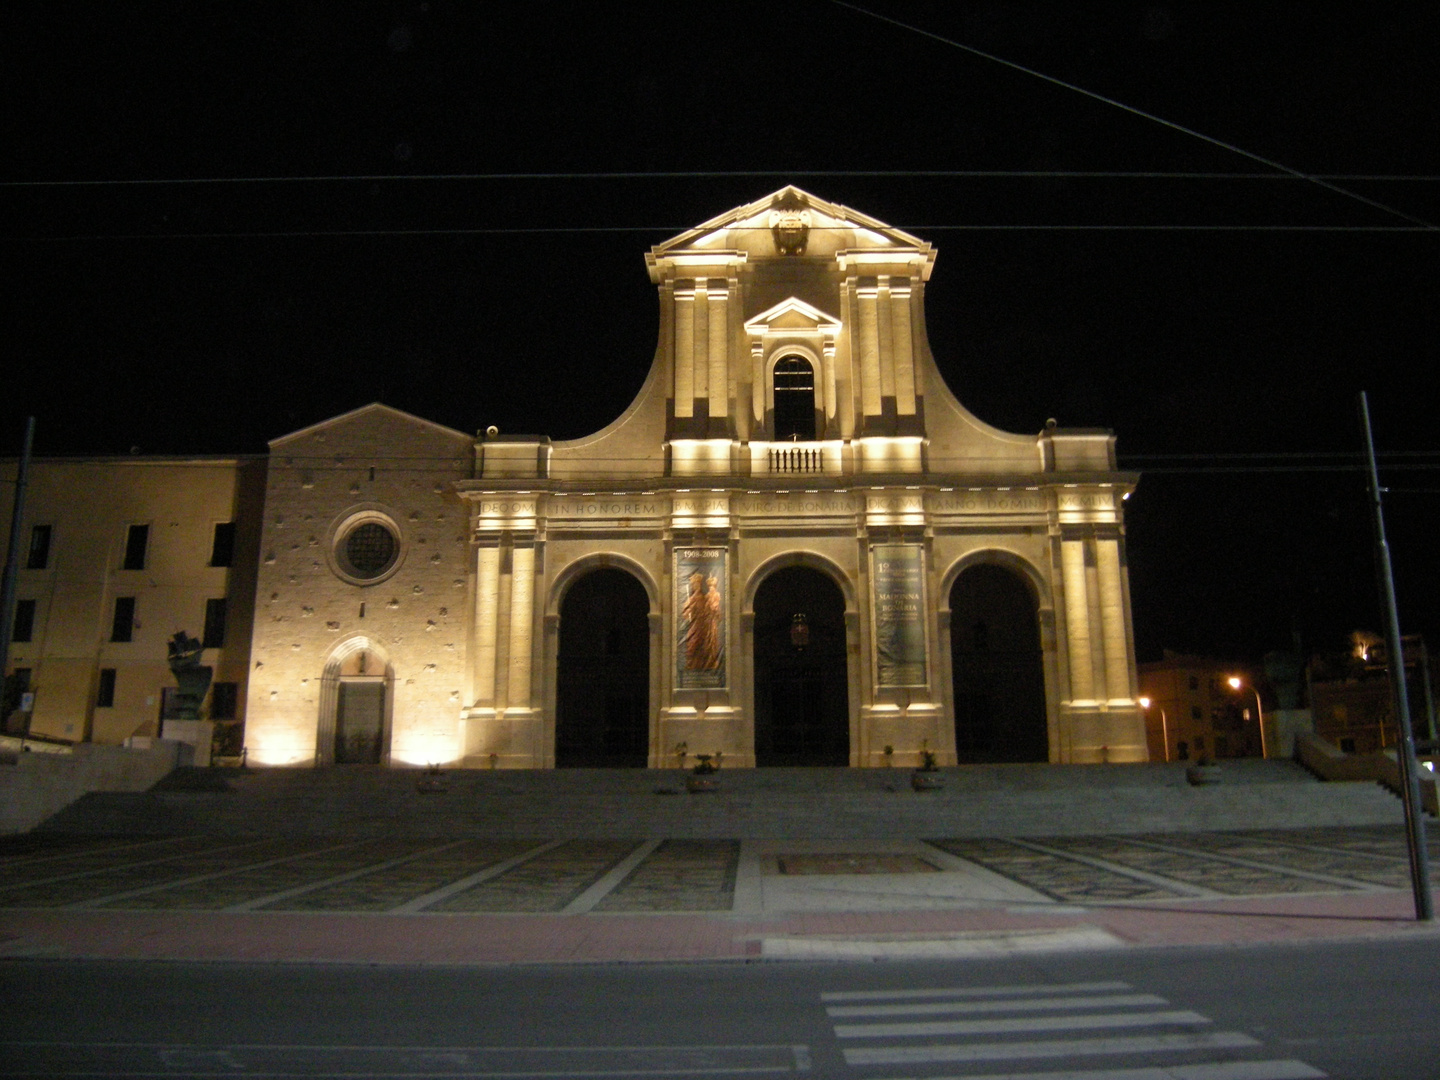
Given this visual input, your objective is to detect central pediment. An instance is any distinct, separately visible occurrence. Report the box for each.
[646,186,935,280]
[744,297,842,337]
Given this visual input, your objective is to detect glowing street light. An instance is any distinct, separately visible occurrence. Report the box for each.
[1138,696,1170,763]
[1227,676,1267,759]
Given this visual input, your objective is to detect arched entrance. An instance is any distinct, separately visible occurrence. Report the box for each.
[950,564,1048,763]
[555,567,650,767]
[752,565,849,766]
[317,639,393,765]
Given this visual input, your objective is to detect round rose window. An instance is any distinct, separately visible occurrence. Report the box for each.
[338,520,399,580]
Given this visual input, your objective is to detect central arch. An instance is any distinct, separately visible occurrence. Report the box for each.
[751,564,850,766]
[949,562,1048,763]
[555,567,651,767]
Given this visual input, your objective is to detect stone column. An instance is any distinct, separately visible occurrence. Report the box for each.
[674,282,695,417]
[506,541,535,709]
[889,277,917,417]
[856,280,882,417]
[474,543,501,706]
[707,280,728,419]
[1060,538,1096,703]
[1095,537,1131,702]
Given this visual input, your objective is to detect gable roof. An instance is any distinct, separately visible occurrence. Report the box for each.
[648,185,933,269]
[269,402,471,447]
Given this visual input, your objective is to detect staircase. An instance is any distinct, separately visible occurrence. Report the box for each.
[35,759,1410,840]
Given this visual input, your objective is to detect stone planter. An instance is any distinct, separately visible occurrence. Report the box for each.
[1185,764,1222,787]
[911,770,945,791]
[686,775,719,793]
[415,773,447,793]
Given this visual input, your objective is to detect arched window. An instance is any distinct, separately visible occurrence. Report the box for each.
[772,355,816,441]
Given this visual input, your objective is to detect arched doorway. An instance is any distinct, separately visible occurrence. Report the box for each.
[555,568,650,767]
[950,563,1048,763]
[318,639,393,765]
[752,565,849,766]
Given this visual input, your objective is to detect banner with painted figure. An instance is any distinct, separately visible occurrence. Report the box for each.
[676,548,726,689]
[873,543,927,687]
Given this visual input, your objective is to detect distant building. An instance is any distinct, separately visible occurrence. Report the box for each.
[0,456,264,750]
[1307,633,1438,755]
[5,188,1148,769]
[1137,652,1264,762]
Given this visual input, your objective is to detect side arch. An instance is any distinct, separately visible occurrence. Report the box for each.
[316,636,395,766]
[542,552,662,768]
[938,549,1056,763]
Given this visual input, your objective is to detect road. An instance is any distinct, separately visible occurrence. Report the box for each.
[2,936,1436,1078]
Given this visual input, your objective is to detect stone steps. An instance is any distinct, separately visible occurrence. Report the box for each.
[35,760,1412,839]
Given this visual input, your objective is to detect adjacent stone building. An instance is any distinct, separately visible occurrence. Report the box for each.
[7,188,1148,769]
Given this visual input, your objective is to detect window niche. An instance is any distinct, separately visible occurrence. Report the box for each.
[772,355,817,442]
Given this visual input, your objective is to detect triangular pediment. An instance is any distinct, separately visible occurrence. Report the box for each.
[270,402,470,448]
[648,186,934,272]
[744,296,842,335]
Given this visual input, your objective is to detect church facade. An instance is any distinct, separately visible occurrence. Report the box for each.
[242,188,1146,770]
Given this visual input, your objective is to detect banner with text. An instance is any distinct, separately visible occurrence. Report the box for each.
[872,543,927,687]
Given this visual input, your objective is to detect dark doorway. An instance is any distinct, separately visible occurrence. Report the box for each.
[335,680,385,764]
[556,568,650,767]
[753,565,850,766]
[950,564,1048,763]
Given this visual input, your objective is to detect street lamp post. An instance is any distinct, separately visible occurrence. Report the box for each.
[1227,676,1267,759]
[1139,696,1170,763]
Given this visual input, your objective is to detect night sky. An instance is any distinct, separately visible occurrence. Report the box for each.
[4,3,1438,666]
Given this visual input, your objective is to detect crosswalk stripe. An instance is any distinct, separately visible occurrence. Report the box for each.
[843,1030,1261,1066]
[821,981,1132,1002]
[863,1059,1324,1080]
[835,1009,1210,1039]
[827,993,1169,1018]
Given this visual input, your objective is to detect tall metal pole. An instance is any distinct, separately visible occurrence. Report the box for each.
[1358,392,1433,921]
[0,418,36,699]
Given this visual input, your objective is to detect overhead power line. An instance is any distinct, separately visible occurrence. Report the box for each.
[10,224,1437,242]
[4,171,1440,188]
[829,0,1439,232]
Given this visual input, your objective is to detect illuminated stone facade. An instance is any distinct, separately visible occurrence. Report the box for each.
[248,187,1147,768]
[7,188,1146,768]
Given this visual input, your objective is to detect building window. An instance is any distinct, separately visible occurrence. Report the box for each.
[1191,705,1202,721]
[111,597,136,642]
[1188,675,1199,691]
[332,515,401,584]
[772,355,816,441]
[11,599,36,643]
[26,525,52,570]
[96,668,117,708]
[202,598,228,648]
[209,522,236,567]
[210,681,238,719]
[123,524,149,570]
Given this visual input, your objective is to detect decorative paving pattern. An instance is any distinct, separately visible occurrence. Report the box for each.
[95,839,433,910]
[594,840,740,911]
[263,839,538,911]
[1138,832,1414,889]
[926,838,1185,902]
[1038,836,1360,896]
[0,836,210,892]
[431,840,641,912]
[0,838,279,908]
[774,853,938,876]
[1244,825,1440,864]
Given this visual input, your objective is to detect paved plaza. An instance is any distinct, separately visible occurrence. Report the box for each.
[4,763,1438,964]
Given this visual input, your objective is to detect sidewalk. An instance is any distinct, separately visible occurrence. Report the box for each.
[3,832,1436,965]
